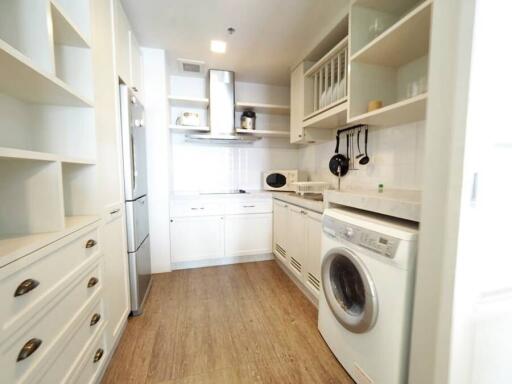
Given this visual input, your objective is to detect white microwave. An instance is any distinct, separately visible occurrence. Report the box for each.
[263,170,305,191]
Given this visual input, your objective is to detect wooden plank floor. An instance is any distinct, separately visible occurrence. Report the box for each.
[102,260,354,384]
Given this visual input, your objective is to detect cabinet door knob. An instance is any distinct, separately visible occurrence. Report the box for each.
[90,313,101,327]
[85,239,97,249]
[14,279,39,297]
[17,338,42,362]
[87,277,99,288]
[93,348,104,363]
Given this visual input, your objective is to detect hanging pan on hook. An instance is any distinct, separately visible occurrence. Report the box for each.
[329,130,349,177]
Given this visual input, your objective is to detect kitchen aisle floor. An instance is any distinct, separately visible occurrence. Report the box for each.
[102,261,354,384]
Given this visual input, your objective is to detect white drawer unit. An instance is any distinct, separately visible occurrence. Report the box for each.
[71,328,109,384]
[0,224,100,340]
[37,299,105,384]
[224,199,273,215]
[0,259,103,384]
[171,200,225,217]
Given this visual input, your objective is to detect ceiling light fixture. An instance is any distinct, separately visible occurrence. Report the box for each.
[210,40,226,54]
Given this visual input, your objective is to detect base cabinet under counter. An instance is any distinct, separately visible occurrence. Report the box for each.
[170,195,274,269]
[272,199,322,299]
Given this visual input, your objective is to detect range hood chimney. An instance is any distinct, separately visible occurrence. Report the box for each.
[187,70,259,143]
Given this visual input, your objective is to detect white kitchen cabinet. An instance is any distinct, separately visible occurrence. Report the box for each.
[225,213,272,257]
[288,205,307,279]
[272,200,290,261]
[290,62,332,144]
[273,198,323,300]
[303,210,322,296]
[129,31,143,96]
[170,216,225,262]
[114,0,130,84]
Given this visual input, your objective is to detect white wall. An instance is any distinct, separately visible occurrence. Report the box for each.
[169,135,299,192]
[299,121,425,191]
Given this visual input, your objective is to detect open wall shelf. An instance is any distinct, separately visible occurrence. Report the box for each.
[0,147,96,165]
[50,1,91,48]
[169,125,210,133]
[351,1,432,67]
[235,129,290,138]
[235,102,290,115]
[0,39,93,107]
[168,95,209,108]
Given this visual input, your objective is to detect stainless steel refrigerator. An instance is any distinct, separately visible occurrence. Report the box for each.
[119,84,152,316]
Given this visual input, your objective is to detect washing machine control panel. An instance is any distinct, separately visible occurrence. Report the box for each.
[323,216,399,258]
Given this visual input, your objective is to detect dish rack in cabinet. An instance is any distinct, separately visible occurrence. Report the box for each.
[304,37,348,120]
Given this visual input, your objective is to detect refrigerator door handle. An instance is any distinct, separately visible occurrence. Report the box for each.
[130,133,136,193]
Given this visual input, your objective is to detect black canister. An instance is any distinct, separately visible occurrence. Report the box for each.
[240,110,256,130]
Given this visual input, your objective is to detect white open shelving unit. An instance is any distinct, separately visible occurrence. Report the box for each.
[235,101,290,115]
[235,128,290,138]
[168,95,209,108]
[348,0,432,125]
[0,0,97,260]
[169,124,210,133]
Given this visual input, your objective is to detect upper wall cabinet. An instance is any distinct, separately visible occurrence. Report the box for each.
[129,31,143,96]
[348,0,432,125]
[114,0,144,99]
[114,0,130,85]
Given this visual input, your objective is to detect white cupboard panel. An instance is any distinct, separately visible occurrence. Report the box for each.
[129,31,143,96]
[114,0,130,84]
[272,200,289,261]
[224,199,272,215]
[288,205,306,279]
[304,211,322,297]
[225,214,272,257]
[170,216,224,262]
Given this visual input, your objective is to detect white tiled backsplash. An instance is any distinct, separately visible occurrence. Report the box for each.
[299,121,425,191]
[169,135,299,192]
[169,121,425,193]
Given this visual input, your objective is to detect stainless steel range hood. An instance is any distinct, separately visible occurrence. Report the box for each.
[187,69,259,143]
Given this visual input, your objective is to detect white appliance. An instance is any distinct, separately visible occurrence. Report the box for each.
[319,208,418,384]
[263,170,305,191]
[119,84,152,316]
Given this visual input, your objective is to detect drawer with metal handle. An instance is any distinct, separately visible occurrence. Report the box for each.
[0,262,103,384]
[224,199,273,215]
[0,225,100,338]
[72,331,108,384]
[171,200,225,217]
[36,299,105,384]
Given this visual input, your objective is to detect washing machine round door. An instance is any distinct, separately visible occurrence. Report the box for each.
[321,248,378,333]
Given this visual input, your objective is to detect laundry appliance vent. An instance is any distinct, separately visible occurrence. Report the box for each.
[290,257,302,273]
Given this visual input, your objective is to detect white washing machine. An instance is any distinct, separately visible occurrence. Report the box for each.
[318,208,419,384]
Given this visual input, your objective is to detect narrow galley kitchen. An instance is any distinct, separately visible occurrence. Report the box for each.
[2,0,510,384]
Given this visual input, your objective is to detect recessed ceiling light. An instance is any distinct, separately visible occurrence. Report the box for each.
[210,40,226,54]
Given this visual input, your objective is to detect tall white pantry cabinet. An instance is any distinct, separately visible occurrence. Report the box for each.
[0,0,138,382]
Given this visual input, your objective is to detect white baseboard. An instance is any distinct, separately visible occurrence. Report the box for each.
[275,257,319,308]
[171,253,274,270]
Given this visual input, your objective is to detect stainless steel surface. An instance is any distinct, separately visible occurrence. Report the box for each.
[321,248,378,334]
[120,85,147,201]
[125,195,150,253]
[17,338,42,362]
[120,84,152,316]
[187,70,258,142]
[14,279,39,297]
[129,236,152,316]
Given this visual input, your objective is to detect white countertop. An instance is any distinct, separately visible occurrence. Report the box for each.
[170,190,273,200]
[272,192,325,213]
[324,188,421,222]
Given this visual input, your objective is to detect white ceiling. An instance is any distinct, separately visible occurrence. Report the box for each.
[120,0,349,85]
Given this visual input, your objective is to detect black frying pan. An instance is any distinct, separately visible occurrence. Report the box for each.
[329,131,349,177]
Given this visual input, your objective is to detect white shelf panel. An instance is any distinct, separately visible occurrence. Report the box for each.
[0,215,100,268]
[235,129,290,138]
[353,0,422,14]
[349,93,427,126]
[169,125,210,133]
[0,147,96,165]
[0,38,93,107]
[303,101,348,129]
[168,95,209,108]
[235,102,290,115]
[50,1,91,48]
[351,1,432,67]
